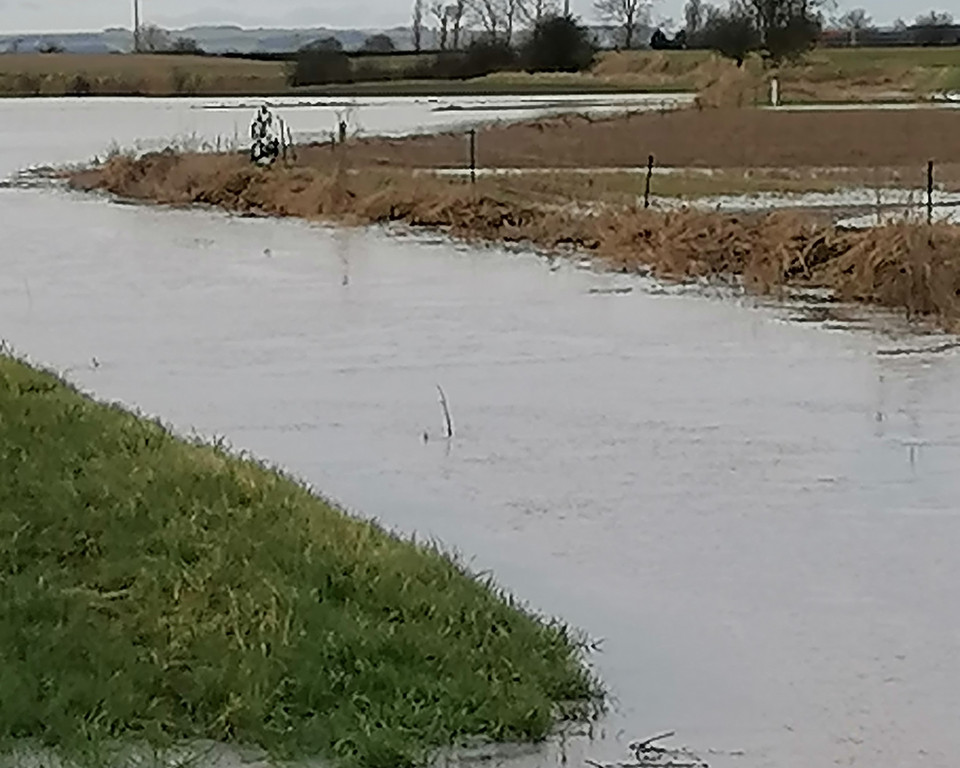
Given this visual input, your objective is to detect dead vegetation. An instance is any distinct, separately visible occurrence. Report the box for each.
[71,151,960,329]
[595,48,960,104]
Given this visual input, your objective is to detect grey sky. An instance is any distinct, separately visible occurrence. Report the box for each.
[1,0,955,33]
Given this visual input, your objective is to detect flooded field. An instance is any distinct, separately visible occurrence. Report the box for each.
[3,99,960,768]
[0,93,690,178]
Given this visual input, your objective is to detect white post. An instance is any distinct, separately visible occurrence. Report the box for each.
[770,77,780,108]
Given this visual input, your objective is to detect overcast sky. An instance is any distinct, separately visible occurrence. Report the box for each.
[1,0,954,33]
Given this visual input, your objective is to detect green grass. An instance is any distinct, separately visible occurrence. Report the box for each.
[0,355,601,767]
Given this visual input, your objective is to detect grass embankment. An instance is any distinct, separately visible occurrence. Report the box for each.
[4,47,960,100]
[71,151,960,328]
[0,355,599,767]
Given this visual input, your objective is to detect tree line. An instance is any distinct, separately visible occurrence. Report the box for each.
[291,10,597,86]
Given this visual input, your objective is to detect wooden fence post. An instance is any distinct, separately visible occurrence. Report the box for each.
[469,129,477,185]
[644,154,655,209]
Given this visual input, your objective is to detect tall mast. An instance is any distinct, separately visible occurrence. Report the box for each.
[133,0,141,52]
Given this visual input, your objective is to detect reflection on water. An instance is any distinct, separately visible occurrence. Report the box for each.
[2,99,960,768]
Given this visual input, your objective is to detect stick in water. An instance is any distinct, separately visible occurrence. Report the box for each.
[630,730,676,755]
[436,385,454,439]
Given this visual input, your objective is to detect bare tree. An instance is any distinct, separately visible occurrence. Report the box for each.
[916,10,954,26]
[504,0,524,43]
[139,23,171,52]
[450,0,467,47]
[838,7,871,44]
[468,0,505,42]
[413,0,425,51]
[685,0,704,35]
[838,7,870,27]
[431,1,450,48]
[593,0,650,49]
[519,0,561,26]
[467,0,525,44]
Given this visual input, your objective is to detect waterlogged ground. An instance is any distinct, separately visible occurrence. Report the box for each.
[3,99,960,768]
[0,93,690,177]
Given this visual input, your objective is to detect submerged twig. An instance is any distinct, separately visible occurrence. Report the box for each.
[436,384,454,439]
[631,731,677,755]
[590,732,708,768]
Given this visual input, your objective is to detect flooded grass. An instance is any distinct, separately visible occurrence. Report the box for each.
[0,355,601,768]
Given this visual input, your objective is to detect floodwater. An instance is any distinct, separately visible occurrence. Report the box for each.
[0,93,691,176]
[3,99,960,768]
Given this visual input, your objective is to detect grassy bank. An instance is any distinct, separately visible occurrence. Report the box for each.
[70,152,960,328]
[0,355,600,767]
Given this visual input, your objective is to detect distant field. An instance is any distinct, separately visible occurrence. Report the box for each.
[0,53,287,96]
[1,48,959,100]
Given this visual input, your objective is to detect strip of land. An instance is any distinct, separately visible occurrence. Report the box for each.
[5,47,960,101]
[70,146,960,329]
[0,355,599,767]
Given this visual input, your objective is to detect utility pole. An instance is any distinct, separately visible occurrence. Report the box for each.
[564,0,570,16]
[133,0,141,52]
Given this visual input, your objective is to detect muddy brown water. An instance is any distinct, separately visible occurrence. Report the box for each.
[3,98,960,768]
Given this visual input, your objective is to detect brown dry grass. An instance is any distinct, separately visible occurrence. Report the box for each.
[0,54,287,96]
[70,152,960,328]
[300,108,960,173]
[597,47,960,104]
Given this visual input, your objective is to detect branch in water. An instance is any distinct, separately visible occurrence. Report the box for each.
[436,384,454,439]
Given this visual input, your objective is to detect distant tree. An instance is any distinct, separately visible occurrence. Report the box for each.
[504,0,523,45]
[139,24,172,52]
[916,10,954,26]
[685,0,705,36]
[915,11,955,45]
[838,7,870,29]
[650,27,687,48]
[38,41,66,53]
[837,8,871,45]
[892,17,907,31]
[523,14,596,71]
[431,1,450,48]
[457,38,518,77]
[362,34,397,52]
[593,0,650,49]
[290,48,351,86]
[467,0,506,44]
[450,0,467,48]
[740,0,821,61]
[302,36,344,52]
[413,0,425,51]
[170,36,203,54]
[699,2,760,66]
[519,0,561,26]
